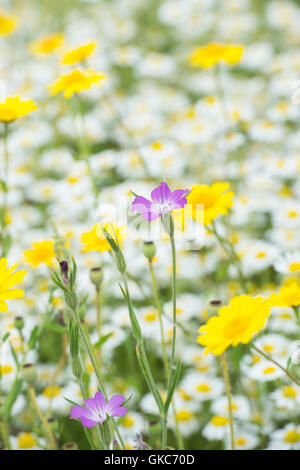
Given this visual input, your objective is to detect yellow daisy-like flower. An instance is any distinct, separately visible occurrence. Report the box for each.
[0,96,38,123]
[0,258,27,313]
[30,33,64,55]
[198,295,273,356]
[186,182,234,226]
[81,224,126,253]
[47,69,107,99]
[269,282,300,308]
[61,41,97,65]
[24,240,56,267]
[0,12,17,35]
[189,43,244,69]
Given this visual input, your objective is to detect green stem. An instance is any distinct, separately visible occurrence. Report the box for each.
[95,286,102,363]
[121,271,167,448]
[251,344,300,386]
[79,379,104,450]
[148,258,184,450]
[1,123,9,256]
[28,386,56,450]
[0,420,11,450]
[73,96,98,205]
[148,259,169,377]
[169,231,177,376]
[220,353,235,450]
[72,306,125,449]
[210,221,247,293]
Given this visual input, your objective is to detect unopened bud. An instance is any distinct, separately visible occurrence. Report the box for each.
[47,417,58,433]
[71,357,83,378]
[89,267,103,287]
[22,363,37,385]
[62,442,78,450]
[14,316,24,331]
[60,260,69,284]
[116,251,126,273]
[143,241,156,260]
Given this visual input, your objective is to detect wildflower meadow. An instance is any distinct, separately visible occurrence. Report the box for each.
[1,0,300,453]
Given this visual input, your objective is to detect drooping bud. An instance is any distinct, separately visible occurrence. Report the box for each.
[89,267,103,287]
[22,363,37,385]
[142,241,156,260]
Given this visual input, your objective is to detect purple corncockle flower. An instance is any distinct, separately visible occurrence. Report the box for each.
[70,392,127,428]
[131,182,189,221]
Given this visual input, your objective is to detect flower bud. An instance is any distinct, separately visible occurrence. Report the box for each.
[47,417,58,433]
[89,267,103,287]
[60,260,69,284]
[62,442,78,450]
[22,363,37,385]
[14,316,24,331]
[143,241,156,260]
[71,357,83,378]
[116,251,126,273]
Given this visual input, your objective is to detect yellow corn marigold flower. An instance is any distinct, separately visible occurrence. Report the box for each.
[0,258,27,313]
[186,182,234,226]
[198,295,274,355]
[0,96,38,123]
[189,42,244,69]
[0,12,17,35]
[61,41,97,65]
[269,281,300,308]
[47,69,107,99]
[30,33,64,55]
[81,224,126,253]
[24,240,56,267]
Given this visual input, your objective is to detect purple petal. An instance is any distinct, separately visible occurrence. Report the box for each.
[132,196,159,221]
[132,196,152,209]
[80,417,101,428]
[172,197,188,210]
[70,405,101,428]
[170,189,189,203]
[70,405,88,419]
[151,182,171,203]
[107,395,127,418]
[84,392,107,418]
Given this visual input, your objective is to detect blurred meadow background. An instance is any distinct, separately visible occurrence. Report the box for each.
[1,0,300,451]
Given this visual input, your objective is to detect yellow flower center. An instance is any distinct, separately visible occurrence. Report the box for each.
[284,430,300,443]
[176,410,193,422]
[1,365,13,374]
[283,386,297,398]
[43,385,61,398]
[196,383,211,393]
[144,312,157,322]
[263,344,274,353]
[18,432,36,449]
[256,251,266,258]
[151,141,163,150]
[123,416,134,427]
[236,437,246,446]
[288,211,298,218]
[263,366,276,374]
[211,415,228,426]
